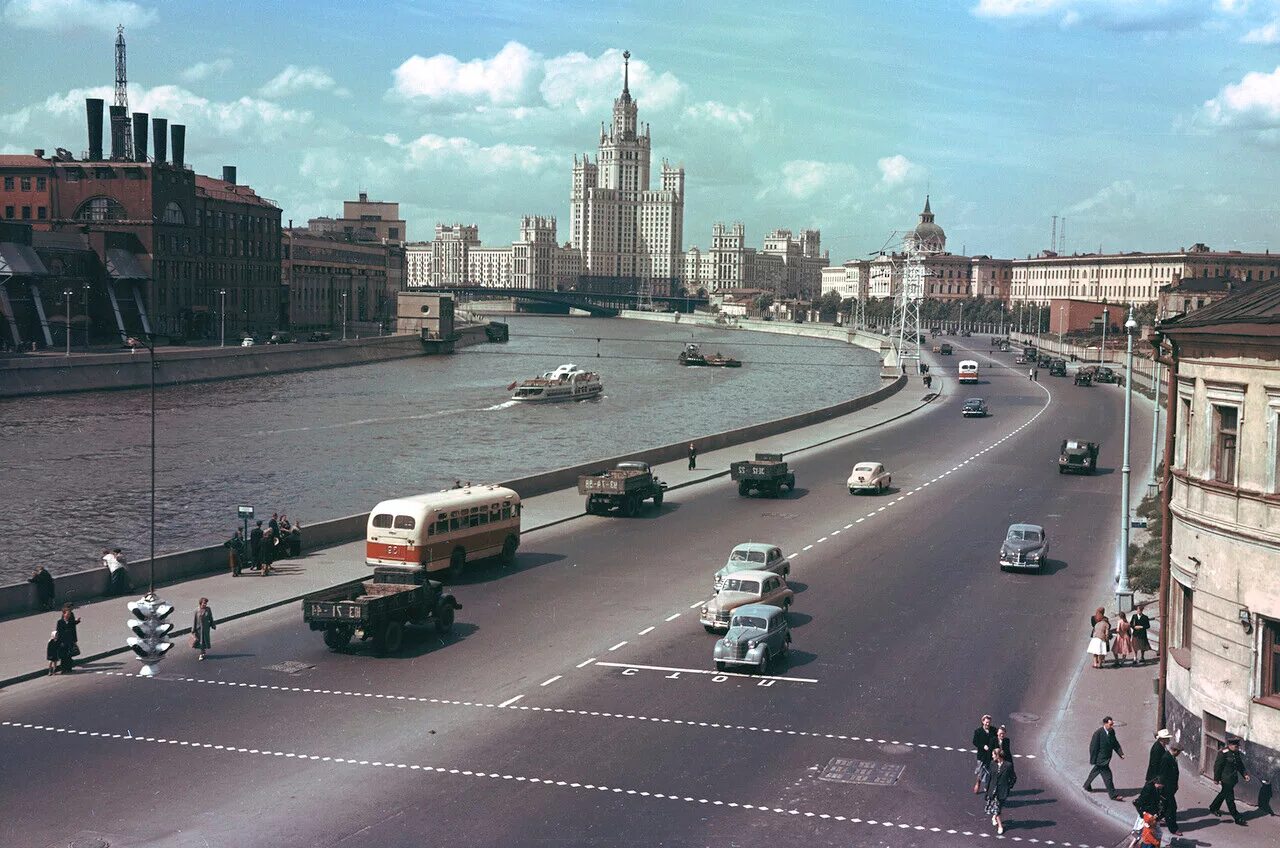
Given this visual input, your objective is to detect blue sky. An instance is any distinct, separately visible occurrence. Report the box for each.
[3,0,1279,262]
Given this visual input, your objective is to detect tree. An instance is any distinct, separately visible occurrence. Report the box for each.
[753,293,774,316]
[815,291,843,322]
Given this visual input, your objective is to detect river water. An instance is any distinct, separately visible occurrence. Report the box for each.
[0,316,880,584]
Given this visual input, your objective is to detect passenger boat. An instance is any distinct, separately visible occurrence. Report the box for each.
[509,363,603,402]
[678,342,741,368]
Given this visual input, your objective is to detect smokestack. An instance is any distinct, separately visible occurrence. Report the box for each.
[108,105,127,159]
[171,124,185,168]
[86,98,104,161]
[151,117,167,164]
[131,112,149,162]
[222,165,236,185]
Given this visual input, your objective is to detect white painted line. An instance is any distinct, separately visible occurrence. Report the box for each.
[576,658,597,668]
[843,523,853,529]
[802,544,813,551]
[592,661,818,684]
[638,626,655,636]
[664,614,680,622]
[690,600,704,609]
[786,553,798,558]
[855,518,865,523]
[539,675,562,687]
[608,641,628,651]
[497,695,524,708]
[831,530,840,536]
[816,537,827,543]
[866,512,876,517]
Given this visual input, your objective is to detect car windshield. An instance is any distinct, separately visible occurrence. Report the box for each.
[855,464,876,473]
[721,579,760,594]
[1008,528,1041,542]
[731,616,767,630]
[1065,440,1087,449]
[965,399,982,406]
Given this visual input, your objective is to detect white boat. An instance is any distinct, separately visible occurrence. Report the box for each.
[509,363,604,403]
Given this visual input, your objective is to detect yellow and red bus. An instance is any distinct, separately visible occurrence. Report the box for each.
[958,359,979,384]
[366,485,521,579]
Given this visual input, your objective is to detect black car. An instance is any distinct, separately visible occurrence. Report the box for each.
[1074,369,1093,386]
[1094,366,1117,383]
[268,332,295,345]
[1049,358,1067,377]
[306,331,332,342]
[1037,354,1052,368]
[962,398,989,418]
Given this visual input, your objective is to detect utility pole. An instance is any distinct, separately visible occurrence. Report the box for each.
[219,289,226,347]
[1117,307,1137,611]
[64,289,72,356]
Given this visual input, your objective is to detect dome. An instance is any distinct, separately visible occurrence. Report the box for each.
[907,195,945,254]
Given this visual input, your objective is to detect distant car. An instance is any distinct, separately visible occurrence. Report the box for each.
[714,543,790,590]
[306,331,331,342]
[1095,366,1117,384]
[847,461,891,495]
[1074,369,1093,386]
[700,571,793,632]
[1049,359,1067,377]
[122,336,144,349]
[962,398,989,418]
[999,523,1049,571]
[1059,439,1100,474]
[939,343,954,355]
[712,603,791,674]
[268,332,295,345]
[240,336,256,347]
[1014,352,1028,364]
[1037,354,1053,368]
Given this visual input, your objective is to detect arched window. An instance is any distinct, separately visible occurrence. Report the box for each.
[74,196,126,221]
[162,201,186,225]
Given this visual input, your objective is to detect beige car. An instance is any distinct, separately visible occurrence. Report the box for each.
[847,461,891,494]
[700,569,794,632]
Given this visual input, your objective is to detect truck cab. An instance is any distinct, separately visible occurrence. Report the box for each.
[1058,439,1100,474]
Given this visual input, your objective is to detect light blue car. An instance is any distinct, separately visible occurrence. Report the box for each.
[712,603,791,674]
[713,542,789,590]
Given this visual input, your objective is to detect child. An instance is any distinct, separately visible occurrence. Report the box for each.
[46,630,59,675]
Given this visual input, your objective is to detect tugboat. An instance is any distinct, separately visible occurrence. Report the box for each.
[509,363,603,403]
[678,342,741,368]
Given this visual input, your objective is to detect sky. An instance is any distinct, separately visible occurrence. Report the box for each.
[2,0,1279,263]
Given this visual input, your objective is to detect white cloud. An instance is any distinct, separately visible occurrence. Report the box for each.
[877,154,921,187]
[392,133,553,175]
[682,100,754,128]
[542,48,686,113]
[1068,179,1139,218]
[2,0,155,31]
[1241,19,1280,43]
[392,41,540,105]
[259,65,349,98]
[972,0,1213,31]
[1202,65,1280,126]
[772,160,857,201]
[181,59,233,82]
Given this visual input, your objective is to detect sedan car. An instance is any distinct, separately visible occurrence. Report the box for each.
[714,543,790,590]
[999,523,1050,571]
[240,336,256,347]
[713,603,791,674]
[962,398,988,418]
[700,570,793,632]
[848,462,891,494]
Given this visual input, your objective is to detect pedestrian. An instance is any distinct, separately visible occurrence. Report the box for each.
[260,529,276,576]
[1130,603,1152,664]
[1137,812,1162,846]
[1028,368,1034,381]
[269,512,280,536]
[103,548,131,596]
[1146,729,1172,781]
[45,629,59,676]
[1209,737,1250,825]
[288,521,302,557]
[1084,715,1125,800]
[985,747,1015,835]
[224,529,245,577]
[54,602,80,674]
[1111,611,1135,667]
[191,597,216,661]
[280,514,292,533]
[453,479,463,489]
[249,520,264,570]
[688,443,697,470]
[1133,776,1165,827]
[1159,745,1183,836]
[1033,367,1039,381]
[28,565,56,611]
[972,714,999,794]
[1087,611,1111,669]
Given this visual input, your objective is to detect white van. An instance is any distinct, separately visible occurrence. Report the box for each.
[958,360,979,383]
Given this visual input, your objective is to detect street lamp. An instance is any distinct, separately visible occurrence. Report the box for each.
[341,291,348,341]
[1100,306,1109,365]
[63,289,72,356]
[1117,306,1137,611]
[1149,326,1162,496]
[219,288,227,347]
[82,284,91,347]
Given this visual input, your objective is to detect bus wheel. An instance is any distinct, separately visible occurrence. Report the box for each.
[448,548,466,582]
[375,620,404,655]
[500,535,518,566]
[323,625,352,651]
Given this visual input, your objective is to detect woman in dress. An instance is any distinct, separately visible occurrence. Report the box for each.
[1088,612,1111,669]
[54,603,80,674]
[986,747,1015,834]
[1112,611,1135,667]
[192,597,216,661]
[1130,603,1153,664]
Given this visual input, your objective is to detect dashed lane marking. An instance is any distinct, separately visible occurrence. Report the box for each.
[0,720,1091,847]
[576,658,596,668]
[689,600,703,609]
[638,626,655,636]
[497,695,524,708]
[608,641,628,652]
[664,614,680,622]
[539,675,562,687]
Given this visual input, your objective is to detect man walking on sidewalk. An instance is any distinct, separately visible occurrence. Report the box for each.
[1084,716,1124,800]
[687,443,697,470]
[1159,746,1183,837]
[1209,737,1251,825]
[1146,728,1171,781]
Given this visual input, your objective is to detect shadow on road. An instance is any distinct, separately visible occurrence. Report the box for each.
[785,611,813,629]
[781,648,818,669]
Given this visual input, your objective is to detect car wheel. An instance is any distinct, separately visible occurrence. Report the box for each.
[652,490,663,508]
[757,654,769,675]
[499,535,518,566]
[435,602,456,634]
[715,661,726,672]
[375,620,404,655]
[323,625,352,651]
[704,624,716,633]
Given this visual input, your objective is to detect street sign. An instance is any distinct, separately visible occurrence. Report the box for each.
[1131,518,1148,529]
[237,505,254,518]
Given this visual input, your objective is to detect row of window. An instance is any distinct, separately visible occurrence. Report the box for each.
[2,176,47,192]
[1171,585,1280,704]
[3,205,46,220]
[1175,390,1280,491]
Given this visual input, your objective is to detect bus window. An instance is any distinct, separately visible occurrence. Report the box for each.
[435,517,447,535]
[393,515,415,530]
[478,509,489,525]
[372,513,393,529]
[501,504,511,520]
[449,515,460,532]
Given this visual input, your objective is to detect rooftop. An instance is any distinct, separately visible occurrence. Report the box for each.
[0,155,50,169]
[1159,277,1280,337]
[1159,275,1259,295]
[194,175,278,209]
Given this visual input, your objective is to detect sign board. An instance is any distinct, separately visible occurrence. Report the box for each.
[237,505,255,518]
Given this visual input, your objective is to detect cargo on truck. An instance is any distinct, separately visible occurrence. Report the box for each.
[730,452,795,497]
[302,565,460,655]
[579,461,667,516]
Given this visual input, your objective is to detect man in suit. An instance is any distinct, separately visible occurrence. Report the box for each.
[1146,728,1171,781]
[972,714,998,794]
[1084,716,1125,800]
[1210,738,1251,825]
[1160,745,1183,836]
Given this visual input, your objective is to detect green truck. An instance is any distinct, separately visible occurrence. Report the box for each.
[579,461,667,516]
[730,452,796,497]
[302,565,460,655]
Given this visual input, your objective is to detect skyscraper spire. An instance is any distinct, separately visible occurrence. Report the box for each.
[622,50,631,100]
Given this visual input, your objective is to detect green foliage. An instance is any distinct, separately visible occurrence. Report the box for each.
[1126,491,1163,594]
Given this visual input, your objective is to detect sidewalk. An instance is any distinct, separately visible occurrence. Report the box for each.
[0,369,941,689]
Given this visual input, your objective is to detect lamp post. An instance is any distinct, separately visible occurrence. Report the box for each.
[63,289,72,356]
[82,284,91,347]
[1149,353,1162,496]
[341,291,348,341]
[219,288,227,347]
[1117,306,1137,611]
[1100,306,1109,365]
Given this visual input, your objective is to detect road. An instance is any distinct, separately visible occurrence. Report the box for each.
[0,341,1145,848]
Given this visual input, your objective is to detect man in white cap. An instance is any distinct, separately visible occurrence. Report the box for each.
[1146,728,1172,782]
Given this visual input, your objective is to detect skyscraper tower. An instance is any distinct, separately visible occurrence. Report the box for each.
[114,24,133,160]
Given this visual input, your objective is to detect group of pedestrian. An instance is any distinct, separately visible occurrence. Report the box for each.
[1086,603,1153,669]
[971,714,1019,834]
[44,596,218,673]
[225,512,301,577]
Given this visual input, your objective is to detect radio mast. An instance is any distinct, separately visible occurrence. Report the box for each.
[114,24,133,160]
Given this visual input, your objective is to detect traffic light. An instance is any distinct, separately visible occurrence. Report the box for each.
[127,593,174,676]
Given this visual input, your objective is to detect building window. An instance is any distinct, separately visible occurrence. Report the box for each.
[74,196,126,221]
[1262,618,1280,705]
[1212,404,1238,485]
[20,177,31,191]
[162,201,186,225]
[1176,394,1192,470]
[36,177,46,191]
[1176,580,1194,653]
[2,177,12,190]
[3,205,12,218]
[21,206,31,219]
[37,206,46,220]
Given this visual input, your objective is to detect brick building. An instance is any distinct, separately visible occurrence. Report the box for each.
[283,223,403,335]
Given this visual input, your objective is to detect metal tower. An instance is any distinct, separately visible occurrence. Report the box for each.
[893,249,928,374]
[114,24,133,160]
[635,278,655,312]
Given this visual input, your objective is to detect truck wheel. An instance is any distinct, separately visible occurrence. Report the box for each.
[585,496,596,515]
[500,535,518,566]
[448,548,466,582]
[715,661,726,672]
[652,490,663,508]
[323,625,352,651]
[738,481,749,496]
[435,602,455,634]
[375,620,404,655]
[623,494,639,517]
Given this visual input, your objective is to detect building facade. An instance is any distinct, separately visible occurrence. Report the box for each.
[282,224,401,334]
[405,241,432,288]
[334,192,406,244]
[1158,276,1258,323]
[1011,244,1280,307]
[569,52,684,296]
[867,199,975,303]
[971,256,1013,301]
[1158,280,1280,794]
[820,260,870,302]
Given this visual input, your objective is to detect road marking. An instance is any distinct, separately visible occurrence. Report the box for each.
[576,658,596,668]
[816,537,827,543]
[0,719,1096,848]
[608,641,628,651]
[539,676,561,687]
[802,544,814,551]
[664,614,680,622]
[637,626,655,636]
[497,695,524,708]
[689,600,703,609]
[843,523,853,529]
[855,518,865,523]
[592,660,818,684]
[830,530,840,536]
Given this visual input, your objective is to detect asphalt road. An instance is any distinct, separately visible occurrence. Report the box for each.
[0,342,1147,848]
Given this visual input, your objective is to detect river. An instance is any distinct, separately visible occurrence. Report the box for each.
[0,316,880,584]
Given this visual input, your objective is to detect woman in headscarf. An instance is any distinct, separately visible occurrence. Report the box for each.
[192,597,216,661]
[54,603,80,674]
